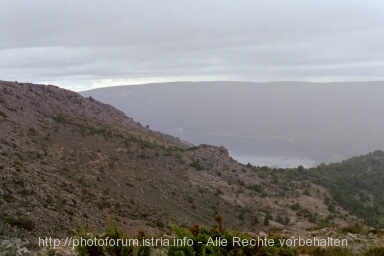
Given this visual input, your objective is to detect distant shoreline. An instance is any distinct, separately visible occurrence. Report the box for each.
[231,154,318,169]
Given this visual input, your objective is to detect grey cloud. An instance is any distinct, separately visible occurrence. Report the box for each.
[1,1,383,89]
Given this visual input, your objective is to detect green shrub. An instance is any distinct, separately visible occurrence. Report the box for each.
[327,203,336,213]
[247,184,263,193]
[76,223,137,256]
[339,222,364,234]
[264,216,270,226]
[104,224,134,256]
[290,203,301,211]
[76,229,104,256]
[156,220,165,229]
[307,247,352,256]
[189,160,202,170]
[253,216,259,225]
[28,127,37,135]
[364,247,384,256]
[53,115,68,124]
[168,216,297,256]
[3,217,35,231]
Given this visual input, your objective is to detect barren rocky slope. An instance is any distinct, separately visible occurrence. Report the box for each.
[0,81,382,254]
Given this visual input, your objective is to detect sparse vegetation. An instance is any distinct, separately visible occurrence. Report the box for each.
[189,159,203,170]
[290,151,384,228]
[3,217,35,231]
[1,81,384,254]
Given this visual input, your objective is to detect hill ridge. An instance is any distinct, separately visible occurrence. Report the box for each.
[1,81,383,250]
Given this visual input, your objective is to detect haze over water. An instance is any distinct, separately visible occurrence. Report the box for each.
[81,81,384,167]
[160,129,320,168]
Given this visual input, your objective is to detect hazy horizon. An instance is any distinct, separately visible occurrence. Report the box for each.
[78,79,384,92]
[80,81,384,167]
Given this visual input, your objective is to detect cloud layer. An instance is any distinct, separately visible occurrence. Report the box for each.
[1,1,384,90]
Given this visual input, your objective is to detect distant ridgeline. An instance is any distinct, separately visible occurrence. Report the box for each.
[80,81,384,164]
[290,150,384,228]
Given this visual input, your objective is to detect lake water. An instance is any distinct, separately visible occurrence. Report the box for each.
[160,129,324,168]
[230,154,318,169]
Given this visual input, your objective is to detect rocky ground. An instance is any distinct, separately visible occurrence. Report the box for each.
[1,226,383,255]
[1,81,383,255]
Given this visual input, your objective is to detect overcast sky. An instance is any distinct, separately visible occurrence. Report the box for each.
[1,1,384,91]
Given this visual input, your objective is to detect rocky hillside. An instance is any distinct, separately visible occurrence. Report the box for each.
[0,81,382,253]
